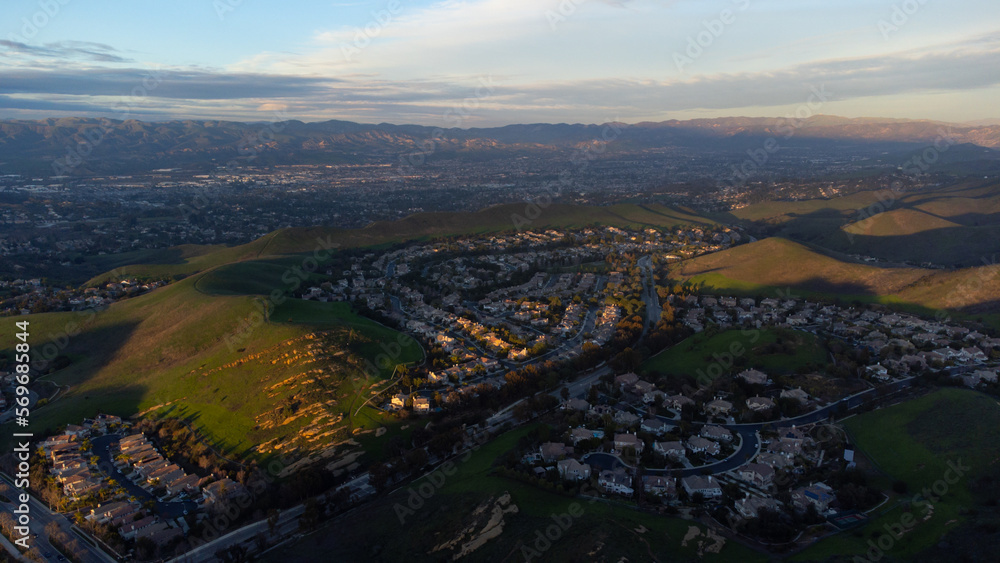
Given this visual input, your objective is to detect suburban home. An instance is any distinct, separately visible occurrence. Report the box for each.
[780,388,809,404]
[681,475,722,499]
[746,396,776,412]
[664,394,695,411]
[539,442,573,463]
[203,478,248,505]
[119,516,158,540]
[736,496,781,518]
[866,364,891,380]
[700,425,733,442]
[705,399,733,417]
[686,436,720,456]
[557,459,591,481]
[569,427,604,445]
[598,468,634,495]
[792,482,836,512]
[614,410,640,426]
[757,452,794,470]
[633,380,657,396]
[563,398,591,411]
[642,475,676,498]
[390,393,408,409]
[412,396,432,413]
[738,462,775,488]
[737,369,769,386]
[653,441,686,460]
[615,372,639,390]
[613,433,644,453]
[640,418,669,436]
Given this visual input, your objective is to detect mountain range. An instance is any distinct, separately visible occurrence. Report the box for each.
[2,115,998,175]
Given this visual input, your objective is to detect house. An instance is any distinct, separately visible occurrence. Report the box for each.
[539,442,573,463]
[569,427,604,445]
[557,459,591,481]
[613,433,644,453]
[757,452,794,470]
[390,393,408,409]
[642,475,676,498]
[700,425,732,442]
[653,441,686,460]
[686,436,720,456]
[614,410,640,426]
[633,380,656,396]
[664,394,695,411]
[866,364,890,381]
[780,388,809,405]
[736,496,781,518]
[792,482,836,512]
[737,463,775,488]
[563,398,590,411]
[737,369,769,386]
[615,372,639,390]
[705,399,733,417]
[412,396,432,413]
[203,478,248,504]
[746,396,776,412]
[681,475,722,499]
[120,516,158,540]
[598,468,634,495]
[640,418,669,436]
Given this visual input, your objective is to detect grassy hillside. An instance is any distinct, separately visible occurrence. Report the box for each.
[275,424,766,563]
[641,328,828,379]
[82,202,715,283]
[672,237,1000,321]
[841,208,963,237]
[3,275,421,461]
[730,179,1000,267]
[795,389,1000,561]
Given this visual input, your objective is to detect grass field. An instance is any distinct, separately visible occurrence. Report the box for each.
[2,275,420,460]
[276,424,767,563]
[729,179,1000,268]
[641,328,828,379]
[671,238,1000,323]
[794,388,1000,561]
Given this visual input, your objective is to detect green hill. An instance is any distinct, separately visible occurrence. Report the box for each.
[731,179,1000,267]
[795,389,1000,561]
[6,274,421,461]
[672,237,1000,321]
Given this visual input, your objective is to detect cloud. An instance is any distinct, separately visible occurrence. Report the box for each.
[1,30,998,125]
[0,40,134,63]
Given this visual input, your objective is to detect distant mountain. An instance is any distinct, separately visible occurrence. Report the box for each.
[1,115,998,175]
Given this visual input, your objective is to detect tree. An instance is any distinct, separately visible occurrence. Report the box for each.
[560,387,570,401]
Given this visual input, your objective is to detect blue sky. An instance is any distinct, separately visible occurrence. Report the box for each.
[1,0,998,125]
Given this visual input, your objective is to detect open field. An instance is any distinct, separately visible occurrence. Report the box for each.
[794,388,1000,561]
[276,424,767,563]
[641,328,828,379]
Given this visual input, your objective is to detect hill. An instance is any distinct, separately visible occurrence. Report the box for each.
[730,179,1000,268]
[841,208,963,237]
[671,237,1000,318]
[273,424,766,562]
[796,389,1000,561]
[3,115,999,174]
[8,273,422,462]
[82,202,715,284]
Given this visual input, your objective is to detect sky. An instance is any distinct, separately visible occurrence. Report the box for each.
[1,0,999,126]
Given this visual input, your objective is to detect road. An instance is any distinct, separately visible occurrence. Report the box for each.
[637,255,661,336]
[91,434,196,519]
[0,473,116,563]
[168,504,305,563]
